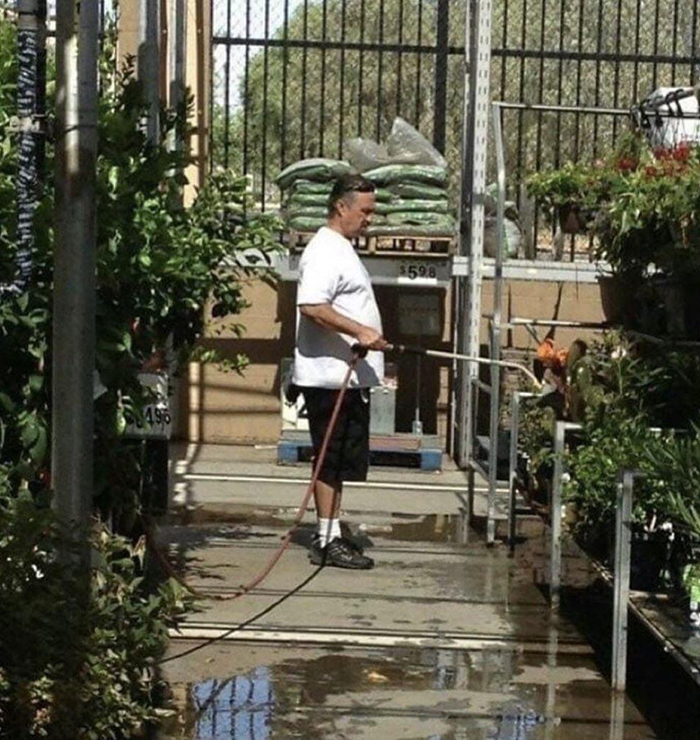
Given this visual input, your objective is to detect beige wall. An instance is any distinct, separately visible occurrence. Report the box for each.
[178,279,296,444]
[177,276,606,446]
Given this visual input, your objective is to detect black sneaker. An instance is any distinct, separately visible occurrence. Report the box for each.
[309,537,374,570]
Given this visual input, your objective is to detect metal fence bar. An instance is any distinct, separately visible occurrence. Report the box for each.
[692,0,699,85]
[280,0,289,167]
[318,0,327,153]
[612,470,635,692]
[433,0,449,151]
[243,0,251,173]
[357,0,365,136]
[376,0,385,141]
[414,0,423,123]
[299,0,308,157]
[223,0,231,168]
[337,0,346,159]
[395,0,404,119]
[261,0,270,202]
[213,35,700,66]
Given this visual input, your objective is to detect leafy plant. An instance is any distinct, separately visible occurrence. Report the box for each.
[0,490,191,738]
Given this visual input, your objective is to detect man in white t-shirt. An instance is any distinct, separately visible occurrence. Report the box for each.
[293,173,387,569]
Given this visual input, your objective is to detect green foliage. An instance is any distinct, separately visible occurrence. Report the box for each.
[0,17,281,513]
[526,161,608,211]
[565,409,669,535]
[520,334,700,547]
[218,0,696,201]
[0,491,191,738]
[649,429,700,539]
[518,402,556,473]
[526,137,700,276]
[0,14,280,737]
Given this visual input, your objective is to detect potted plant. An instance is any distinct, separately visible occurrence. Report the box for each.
[593,142,700,335]
[526,162,604,234]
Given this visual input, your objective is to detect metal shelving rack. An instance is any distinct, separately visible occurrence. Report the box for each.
[462,87,700,544]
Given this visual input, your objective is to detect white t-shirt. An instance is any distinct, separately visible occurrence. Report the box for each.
[293,226,384,389]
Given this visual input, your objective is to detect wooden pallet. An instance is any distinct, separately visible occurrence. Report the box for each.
[286,229,455,256]
[277,430,443,471]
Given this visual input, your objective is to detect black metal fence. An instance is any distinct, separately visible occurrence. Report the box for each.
[212,0,699,203]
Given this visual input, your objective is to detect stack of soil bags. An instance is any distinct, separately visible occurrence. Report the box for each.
[276,158,352,233]
[345,117,455,239]
[277,158,397,233]
[276,119,455,239]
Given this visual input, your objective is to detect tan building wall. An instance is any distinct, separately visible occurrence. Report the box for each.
[177,275,606,447]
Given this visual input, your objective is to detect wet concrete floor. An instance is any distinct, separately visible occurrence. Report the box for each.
[156,446,664,739]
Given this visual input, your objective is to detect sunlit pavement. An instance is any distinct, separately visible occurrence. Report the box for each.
[156,444,656,739]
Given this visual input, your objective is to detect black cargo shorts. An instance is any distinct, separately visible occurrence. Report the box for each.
[302,387,370,485]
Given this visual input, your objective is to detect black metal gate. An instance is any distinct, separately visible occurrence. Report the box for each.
[211,0,699,202]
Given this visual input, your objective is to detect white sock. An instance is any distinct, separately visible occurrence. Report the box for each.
[316,517,342,547]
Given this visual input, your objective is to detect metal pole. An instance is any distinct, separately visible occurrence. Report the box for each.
[53,0,99,555]
[1,0,46,298]
[612,470,634,692]
[550,421,566,608]
[485,103,507,546]
[457,0,493,467]
[140,0,160,144]
[508,392,521,554]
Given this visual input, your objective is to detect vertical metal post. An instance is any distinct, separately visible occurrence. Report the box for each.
[508,391,521,554]
[457,0,493,466]
[612,470,634,692]
[544,624,558,739]
[487,324,499,545]
[53,0,99,558]
[140,0,160,144]
[609,690,626,740]
[169,0,187,150]
[485,102,506,546]
[550,421,566,608]
[433,0,449,153]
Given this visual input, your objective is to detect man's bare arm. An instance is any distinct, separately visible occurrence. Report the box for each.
[300,303,387,350]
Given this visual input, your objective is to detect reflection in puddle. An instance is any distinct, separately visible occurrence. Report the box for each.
[163,650,560,739]
[193,668,273,739]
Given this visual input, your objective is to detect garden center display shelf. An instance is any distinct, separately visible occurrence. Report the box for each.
[585,546,700,688]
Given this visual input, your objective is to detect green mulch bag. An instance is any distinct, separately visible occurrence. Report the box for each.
[372,188,395,203]
[363,164,448,187]
[286,207,328,219]
[290,179,395,202]
[386,212,454,227]
[366,223,455,238]
[288,216,328,232]
[376,199,450,215]
[388,182,448,200]
[276,158,353,190]
[290,180,333,195]
[289,193,332,208]
[288,216,389,232]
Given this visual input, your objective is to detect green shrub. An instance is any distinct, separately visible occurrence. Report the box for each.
[0,491,191,738]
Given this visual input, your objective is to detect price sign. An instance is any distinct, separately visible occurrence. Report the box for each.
[124,373,173,440]
[397,260,439,285]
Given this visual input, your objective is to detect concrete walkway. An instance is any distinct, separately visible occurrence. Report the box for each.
[157,444,655,739]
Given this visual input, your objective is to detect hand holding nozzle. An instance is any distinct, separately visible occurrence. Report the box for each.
[352,326,388,356]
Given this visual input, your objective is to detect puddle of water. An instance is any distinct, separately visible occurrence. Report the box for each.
[156,646,650,740]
